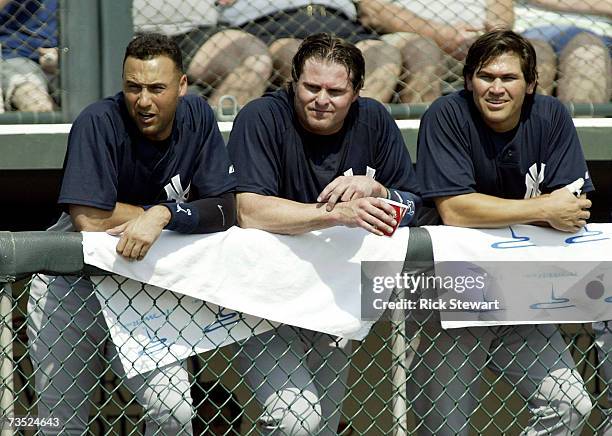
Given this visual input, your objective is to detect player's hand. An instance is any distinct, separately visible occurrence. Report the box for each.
[332,197,397,236]
[106,205,171,260]
[318,176,386,212]
[544,188,591,233]
[38,47,59,74]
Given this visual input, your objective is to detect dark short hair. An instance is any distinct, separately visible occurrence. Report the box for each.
[463,30,538,90]
[123,33,184,74]
[291,33,365,91]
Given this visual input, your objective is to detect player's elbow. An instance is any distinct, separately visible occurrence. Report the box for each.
[434,198,467,227]
[69,206,108,232]
[235,193,260,229]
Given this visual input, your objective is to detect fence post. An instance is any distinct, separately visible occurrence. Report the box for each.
[391,303,407,436]
[0,283,13,436]
[99,0,133,98]
[59,0,101,121]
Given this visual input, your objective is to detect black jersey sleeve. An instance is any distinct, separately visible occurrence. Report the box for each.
[416,97,477,200]
[226,98,283,196]
[58,102,123,210]
[188,97,237,198]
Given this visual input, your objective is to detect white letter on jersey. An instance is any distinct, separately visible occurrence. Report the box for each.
[164,174,191,203]
[524,163,546,199]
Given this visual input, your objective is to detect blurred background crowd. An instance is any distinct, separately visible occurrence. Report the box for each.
[0,0,610,116]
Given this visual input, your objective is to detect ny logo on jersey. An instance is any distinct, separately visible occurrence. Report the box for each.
[343,166,377,178]
[164,174,191,203]
[524,163,546,199]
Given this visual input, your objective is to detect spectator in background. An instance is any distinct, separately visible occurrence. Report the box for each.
[414,30,592,435]
[219,0,401,103]
[133,0,272,108]
[517,0,611,103]
[227,33,420,434]
[359,0,514,102]
[0,0,57,112]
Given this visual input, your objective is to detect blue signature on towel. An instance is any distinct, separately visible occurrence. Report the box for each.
[491,226,535,249]
[202,308,240,334]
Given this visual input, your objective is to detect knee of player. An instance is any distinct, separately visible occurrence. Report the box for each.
[259,388,322,436]
[148,399,194,430]
[566,388,593,422]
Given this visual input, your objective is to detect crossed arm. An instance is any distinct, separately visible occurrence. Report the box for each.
[236,176,406,236]
[527,0,612,18]
[435,187,591,233]
[358,0,514,58]
[70,193,235,260]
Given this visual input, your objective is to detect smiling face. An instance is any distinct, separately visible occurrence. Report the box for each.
[292,58,359,135]
[123,55,187,141]
[466,52,535,133]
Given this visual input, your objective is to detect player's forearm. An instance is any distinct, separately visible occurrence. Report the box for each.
[236,193,337,235]
[434,193,551,228]
[486,0,515,29]
[70,202,145,231]
[527,0,612,17]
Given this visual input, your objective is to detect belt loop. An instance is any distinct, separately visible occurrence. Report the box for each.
[306,4,313,16]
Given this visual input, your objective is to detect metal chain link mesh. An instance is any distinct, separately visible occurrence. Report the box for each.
[1,275,609,434]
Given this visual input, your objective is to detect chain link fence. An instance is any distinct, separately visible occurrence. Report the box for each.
[0,275,609,435]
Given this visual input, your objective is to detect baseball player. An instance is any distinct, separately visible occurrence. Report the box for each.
[27,33,236,435]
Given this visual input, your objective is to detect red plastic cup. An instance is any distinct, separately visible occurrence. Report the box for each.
[380,198,409,237]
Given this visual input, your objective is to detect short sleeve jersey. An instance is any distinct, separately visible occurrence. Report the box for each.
[59,93,236,210]
[417,90,593,201]
[227,88,418,204]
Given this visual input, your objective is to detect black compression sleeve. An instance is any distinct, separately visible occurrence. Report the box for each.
[160,192,236,234]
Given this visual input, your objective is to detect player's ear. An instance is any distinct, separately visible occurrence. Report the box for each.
[178,74,188,97]
[526,81,536,95]
[466,76,474,92]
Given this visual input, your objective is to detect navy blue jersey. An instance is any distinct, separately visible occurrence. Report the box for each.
[417,90,593,201]
[59,93,236,210]
[227,88,418,204]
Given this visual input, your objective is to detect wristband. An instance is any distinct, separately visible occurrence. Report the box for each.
[145,202,199,233]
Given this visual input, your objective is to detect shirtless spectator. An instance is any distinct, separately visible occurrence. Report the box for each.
[219,0,401,103]
[359,0,514,102]
[133,0,272,108]
[518,0,611,103]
